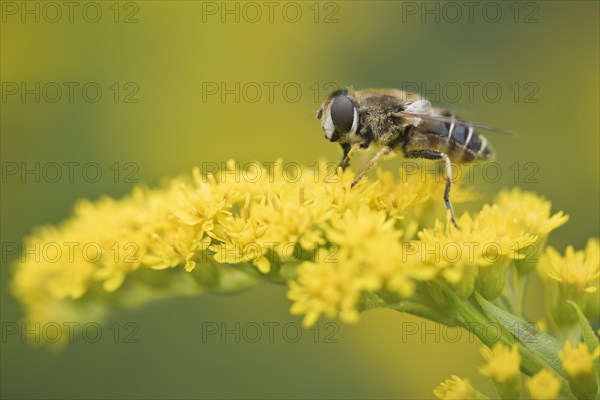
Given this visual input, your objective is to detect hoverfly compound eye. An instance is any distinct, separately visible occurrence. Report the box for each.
[330,95,356,134]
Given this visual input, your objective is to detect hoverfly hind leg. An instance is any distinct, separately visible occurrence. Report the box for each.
[404,149,460,229]
[441,153,460,229]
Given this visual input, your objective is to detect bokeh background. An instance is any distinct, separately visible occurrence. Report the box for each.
[1,1,598,398]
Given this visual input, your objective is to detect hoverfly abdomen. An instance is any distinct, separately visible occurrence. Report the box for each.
[418,120,449,138]
[479,139,495,159]
[418,117,494,162]
[449,124,469,145]
[463,130,495,161]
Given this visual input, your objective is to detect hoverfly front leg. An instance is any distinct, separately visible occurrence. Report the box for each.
[338,143,351,170]
[350,146,391,188]
[338,143,363,171]
[405,150,459,229]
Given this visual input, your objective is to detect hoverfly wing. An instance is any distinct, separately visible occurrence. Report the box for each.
[396,111,519,137]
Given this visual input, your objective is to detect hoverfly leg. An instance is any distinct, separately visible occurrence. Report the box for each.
[441,153,459,229]
[404,150,460,229]
[350,146,391,188]
[339,143,363,171]
[338,143,351,171]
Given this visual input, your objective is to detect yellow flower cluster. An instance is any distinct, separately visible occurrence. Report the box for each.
[526,369,561,400]
[433,376,485,400]
[479,343,522,399]
[538,238,600,327]
[479,343,521,383]
[11,161,448,327]
[559,340,600,378]
[540,239,599,293]
[559,340,600,400]
[438,337,600,400]
[289,205,436,326]
[289,184,568,325]
[494,188,569,242]
[9,160,576,334]
[438,344,560,400]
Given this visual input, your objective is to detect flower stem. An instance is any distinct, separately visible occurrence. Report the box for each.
[510,266,530,317]
[361,291,457,326]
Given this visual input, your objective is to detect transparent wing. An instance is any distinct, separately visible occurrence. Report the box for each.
[396,110,519,137]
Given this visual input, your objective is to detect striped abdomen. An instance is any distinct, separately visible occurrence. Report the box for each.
[417,117,495,162]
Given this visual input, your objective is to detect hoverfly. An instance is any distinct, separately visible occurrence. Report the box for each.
[316,88,507,228]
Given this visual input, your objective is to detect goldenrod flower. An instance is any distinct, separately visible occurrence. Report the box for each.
[434,375,487,400]
[494,188,568,276]
[541,239,600,294]
[210,215,273,273]
[252,186,330,253]
[418,213,495,298]
[526,369,561,400]
[560,340,600,378]
[370,167,471,222]
[538,239,600,326]
[288,249,378,326]
[479,343,521,382]
[417,199,539,300]
[288,205,438,327]
[495,188,569,240]
[478,203,538,262]
[559,340,600,399]
[479,343,521,399]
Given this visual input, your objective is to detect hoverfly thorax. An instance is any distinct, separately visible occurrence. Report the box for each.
[316,89,359,143]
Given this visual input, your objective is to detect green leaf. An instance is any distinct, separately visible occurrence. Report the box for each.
[474,293,577,399]
[567,300,600,389]
[475,292,565,378]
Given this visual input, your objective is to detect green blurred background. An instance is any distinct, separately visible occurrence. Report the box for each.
[1,1,598,398]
